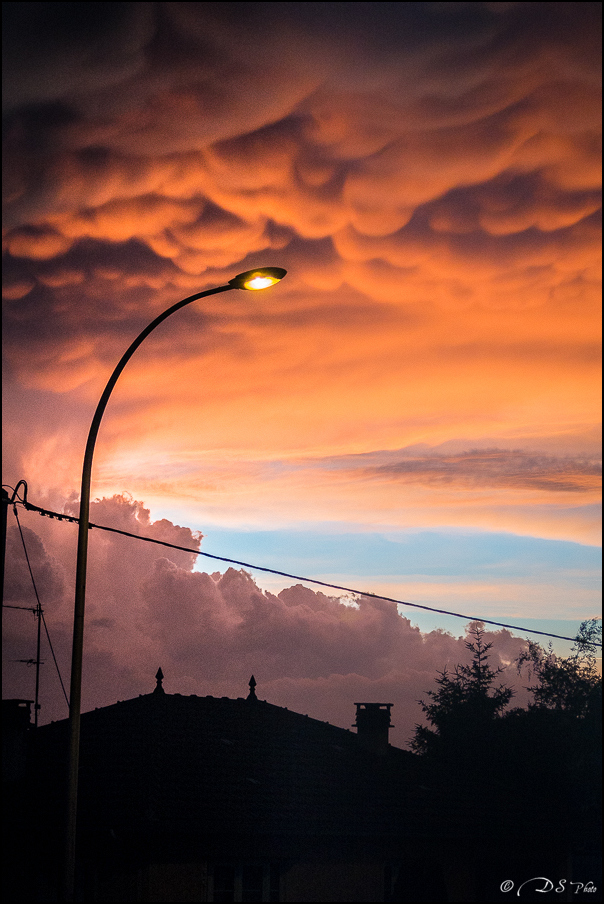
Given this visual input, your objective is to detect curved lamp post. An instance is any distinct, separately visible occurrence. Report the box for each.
[64,267,286,900]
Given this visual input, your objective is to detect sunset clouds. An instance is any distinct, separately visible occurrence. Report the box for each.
[2,3,601,730]
[3,494,542,747]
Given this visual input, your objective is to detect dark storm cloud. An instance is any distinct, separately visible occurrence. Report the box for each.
[2,2,155,112]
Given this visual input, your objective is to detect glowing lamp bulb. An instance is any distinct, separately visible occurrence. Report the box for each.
[245,276,277,290]
[228,267,287,290]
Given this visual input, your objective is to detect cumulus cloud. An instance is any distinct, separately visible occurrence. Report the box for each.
[1,494,533,748]
[3,521,66,606]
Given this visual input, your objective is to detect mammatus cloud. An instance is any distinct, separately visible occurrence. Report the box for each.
[1,2,601,633]
[3,4,600,285]
[2,494,535,748]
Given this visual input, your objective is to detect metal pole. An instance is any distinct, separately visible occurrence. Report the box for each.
[1,487,9,615]
[63,284,233,901]
[35,599,42,729]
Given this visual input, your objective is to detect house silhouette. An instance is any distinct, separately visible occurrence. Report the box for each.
[3,674,433,903]
[5,673,597,902]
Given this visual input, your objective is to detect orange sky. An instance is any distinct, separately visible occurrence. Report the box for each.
[2,2,601,737]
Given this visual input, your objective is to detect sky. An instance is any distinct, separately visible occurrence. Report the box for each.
[2,1,601,749]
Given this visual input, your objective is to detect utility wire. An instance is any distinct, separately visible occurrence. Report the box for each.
[8,489,600,648]
[11,505,70,710]
[40,608,69,709]
[13,506,43,609]
[3,604,38,611]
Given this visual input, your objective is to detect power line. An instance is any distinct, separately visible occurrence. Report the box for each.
[11,504,69,712]
[3,604,38,611]
[7,488,600,648]
[40,608,69,709]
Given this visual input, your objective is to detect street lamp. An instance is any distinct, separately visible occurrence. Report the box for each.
[64,267,286,901]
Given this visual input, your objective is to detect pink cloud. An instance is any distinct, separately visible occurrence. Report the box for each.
[2,494,534,749]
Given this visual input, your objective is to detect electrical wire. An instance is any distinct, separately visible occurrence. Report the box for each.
[5,485,599,648]
[40,608,69,708]
[3,604,38,611]
[11,504,69,709]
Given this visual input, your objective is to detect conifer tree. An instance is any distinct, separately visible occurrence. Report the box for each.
[411,623,513,760]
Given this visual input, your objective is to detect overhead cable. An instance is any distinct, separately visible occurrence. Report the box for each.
[6,487,601,647]
[11,504,70,709]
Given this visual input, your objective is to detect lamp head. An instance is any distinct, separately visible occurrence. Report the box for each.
[229,267,287,290]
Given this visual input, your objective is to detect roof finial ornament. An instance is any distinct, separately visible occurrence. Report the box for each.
[153,667,165,695]
[247,674,257,701]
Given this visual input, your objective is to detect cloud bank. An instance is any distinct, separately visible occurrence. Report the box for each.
[2,494,537,747]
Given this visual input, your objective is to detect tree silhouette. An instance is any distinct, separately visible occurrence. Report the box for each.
[408,621,602,900]
[507,618,602,851]
[516,617,601,717]
[411,623,513,760]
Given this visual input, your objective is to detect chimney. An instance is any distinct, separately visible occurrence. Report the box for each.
[353,702,393,753]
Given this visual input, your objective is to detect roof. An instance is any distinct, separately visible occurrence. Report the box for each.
[33,687,425,853]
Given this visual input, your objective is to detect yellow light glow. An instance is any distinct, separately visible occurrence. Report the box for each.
[229,267,287,290]
[244,276,278,290]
